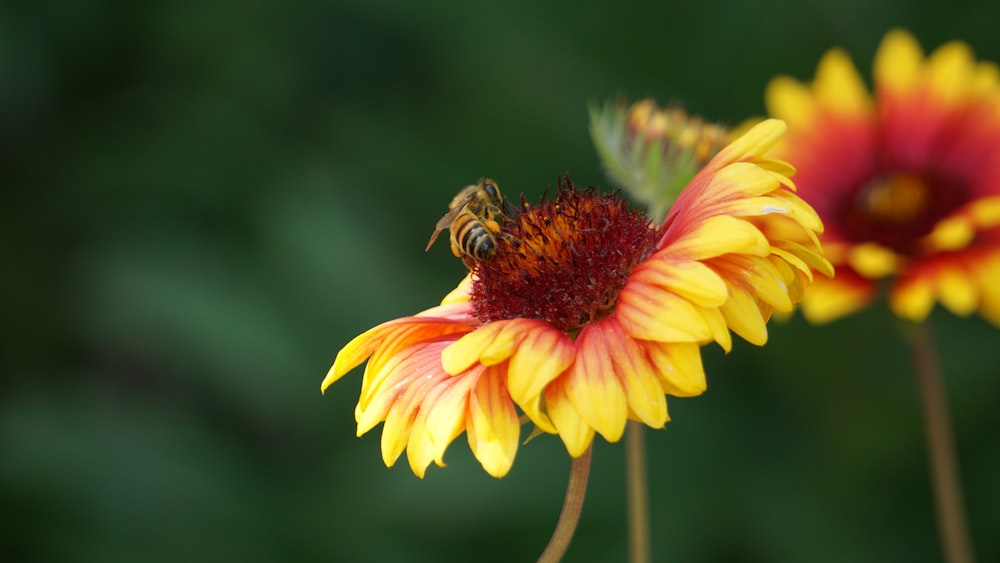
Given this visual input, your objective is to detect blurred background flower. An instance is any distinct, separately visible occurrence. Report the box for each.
[3,2,999,562]
[766,29,1000,326]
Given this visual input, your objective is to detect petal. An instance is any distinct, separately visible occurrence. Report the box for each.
[645,341,707,397]
[544,377,596,457]
[630,256,728,308]
[766,76,818,130]
[890,275,935,322]
[875,29,923,93]
[695,303,733,352]
[970,249,1000,325]
[936,265,978,316]
[800,271,878,324]
[602,317,668,428]
[356,343,432,434]
[664,215,771,260]
[379,355,449,468]
[420,369,480,468]
[323,315,471,391]
[564,322,629,443]
[814,48,872,116]
[708,119,787,170]
[358,323,459,410]
[617,280,713,343]
[719,284,769,346]
[847,243,900,279]
[466,366,520,478]
[926,39,977,106]
[441,319,532,375]
[506,324,575,432]
[439,274,474,305]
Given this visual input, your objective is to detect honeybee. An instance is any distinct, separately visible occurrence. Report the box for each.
[425,178,508,269]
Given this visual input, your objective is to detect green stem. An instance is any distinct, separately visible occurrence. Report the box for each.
[909,323,976,563]
[626,421,651,563]
[538,445,593,563]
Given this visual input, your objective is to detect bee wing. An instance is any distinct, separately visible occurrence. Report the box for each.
[425,222,446,251]
[425,189,478,251]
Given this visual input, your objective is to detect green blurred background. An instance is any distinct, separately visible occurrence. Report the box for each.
[3,1,999,561]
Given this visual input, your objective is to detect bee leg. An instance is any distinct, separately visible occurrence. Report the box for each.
[497,230,518,245]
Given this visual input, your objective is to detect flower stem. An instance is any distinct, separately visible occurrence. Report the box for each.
[626,421,651,563]
[909,323,976,563]
[538,445,593,563]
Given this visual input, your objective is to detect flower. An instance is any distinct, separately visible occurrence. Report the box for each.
[765,29,1000,325]
[322,119,831,478]
[590,99,732,220]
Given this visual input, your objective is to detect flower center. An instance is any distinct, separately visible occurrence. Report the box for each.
[471,177,659,335]
[841,170,967,254]
[857,173,929,223]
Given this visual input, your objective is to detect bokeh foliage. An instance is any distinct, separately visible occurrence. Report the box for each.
[2,1,999,561]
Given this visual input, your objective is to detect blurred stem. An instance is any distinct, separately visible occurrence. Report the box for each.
[538,445,592,563]
[626,421,651,563]
[909,323,976,563]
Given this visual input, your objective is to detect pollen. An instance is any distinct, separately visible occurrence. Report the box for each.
[471,176,659,335]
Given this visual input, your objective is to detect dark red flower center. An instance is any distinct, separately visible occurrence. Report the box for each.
[471,177,659,335]
[840,169,969,254]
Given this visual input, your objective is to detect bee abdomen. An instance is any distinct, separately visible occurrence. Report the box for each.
[455,217,497,260]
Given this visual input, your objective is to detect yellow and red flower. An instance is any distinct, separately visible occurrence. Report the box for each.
[766,29,1000,325]
[322,119,831,478]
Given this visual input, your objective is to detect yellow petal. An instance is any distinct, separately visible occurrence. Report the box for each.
[323,316,470,392]
[754,156,798,180]
[645,341,707,397]
[630,257,728,307]
[969,196,1000,227]
[356,341,446,434]
[762,190,826,235]
[617,280,712,343]
[564,322,628,443]
[971,251,1000,326]
[771,239,835,279]
[696,303,732,352]
[924,215,975,251]
[466,367,520,478]
[708,162,784,201]
[875,29,923,92]
[506,325,574,431]
[322,322,398,392]
[422,371,478,466]
[603,319,668,428]
[889,276,935,322]
[379,372,441,469]
[936,267,978,316]
[667,214,771,260]
[848,242,900,279]
[926,39,976,106]
[749,257,796,312]
[404,409,435,478]
[800,274,876,324]
[710,119,787,168]
[766,76,817,130]
[719,285,768,346]
[814,48,872,115]
[441,320,528,375]
[357,325,443,409]
[440,274,474,305]
[545,378,596,457]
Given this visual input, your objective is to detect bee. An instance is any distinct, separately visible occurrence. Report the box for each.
[425,178,508,269]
